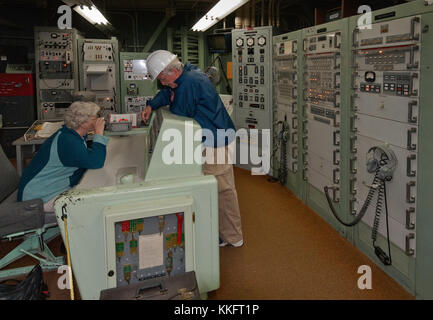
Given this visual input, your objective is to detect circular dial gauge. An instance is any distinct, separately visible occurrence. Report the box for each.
[236,38,244,47]
[247,37,255,47]
[365,71,376,82]
[258,36,266,46]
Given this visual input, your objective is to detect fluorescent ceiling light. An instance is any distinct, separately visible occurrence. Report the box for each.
[73,5,109,25]
[191,0,249,32]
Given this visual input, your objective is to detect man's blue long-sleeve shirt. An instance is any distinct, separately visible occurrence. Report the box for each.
[148,63,236,148]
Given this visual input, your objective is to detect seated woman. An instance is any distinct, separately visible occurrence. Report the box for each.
[17,101,109,212]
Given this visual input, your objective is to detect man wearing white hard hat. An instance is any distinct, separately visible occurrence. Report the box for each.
[142,50,243,248]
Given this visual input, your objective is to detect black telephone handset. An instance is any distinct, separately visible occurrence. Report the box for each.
[375,246,392,266]
[324,145,396,266]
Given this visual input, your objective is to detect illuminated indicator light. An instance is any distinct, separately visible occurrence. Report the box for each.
[123,265,131,284]
[116,242,124,261]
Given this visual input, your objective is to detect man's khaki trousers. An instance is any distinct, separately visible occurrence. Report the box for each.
[202,143,243,244]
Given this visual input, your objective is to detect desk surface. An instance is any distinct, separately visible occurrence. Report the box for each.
[12,136,46,146]
[12,125,151,146]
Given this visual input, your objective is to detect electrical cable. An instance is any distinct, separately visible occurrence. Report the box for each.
[324,169,381,227]
[324,152,393,265]
[0,265,48,300]
[61,205,74,300]
[278,120,289,185]
[268,120,289,184]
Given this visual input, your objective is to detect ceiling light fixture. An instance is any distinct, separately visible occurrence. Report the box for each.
[73,4,109,25]
[191,0,249,32]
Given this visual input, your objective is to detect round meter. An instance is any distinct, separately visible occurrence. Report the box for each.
[258,36,266,46]
[236,38,244,47]
[365,71,376,83]
[247,37,255,47]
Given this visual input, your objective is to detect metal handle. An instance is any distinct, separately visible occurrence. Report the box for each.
[302,104,307,118]
[407,45,419,69]
[350,156,357,174]
[350,178,357,195]
[292,146,298,159]
[303,88,308,101]
[410,73,418,96]
[352,27,359,48]
[292,40,298,54]
[333,91,340,108]
[334,72,341,89]
[406,181,416,204]
[333,130,340,146]
[407,127,417,151]
[351,49,359,70]
[351,94,359,111]
[334,32,341,49]
[333,110,340,128]
[408,101,418,123]
[333,149,340,165]
[405,233,415,256]
[410,16,420,41]
[332,186,340,203]
[406,208,415,230]
[302,136,308,149]
[333,52,341,69]
[292,102,297,114]
[292,161,298,173]
[333,168,340,184]
[350,136,357,153]
[407,154,416,177]
[291,131,298,144]
[302,167,308,181]
[292,117,298,130]
[292,72,298,84]
[303,39,307,52]
[350,199,356,215]
[351,72,359,90]
[292,86,298,99]
[302,119,308,134]
[350,115,358,133]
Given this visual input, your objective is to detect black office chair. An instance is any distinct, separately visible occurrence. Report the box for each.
[0,145,64,279]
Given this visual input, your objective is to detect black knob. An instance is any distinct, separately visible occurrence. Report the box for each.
[108,270,114,277]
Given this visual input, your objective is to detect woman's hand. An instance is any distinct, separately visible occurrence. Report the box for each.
[94,117,105,135]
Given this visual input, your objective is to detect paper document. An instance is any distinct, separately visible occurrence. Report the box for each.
[138,233,164,269]
[86,64,109,74]
[35,121,64,138]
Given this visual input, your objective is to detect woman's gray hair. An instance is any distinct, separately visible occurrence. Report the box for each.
[160,57,184,75]
[64,101,100,130]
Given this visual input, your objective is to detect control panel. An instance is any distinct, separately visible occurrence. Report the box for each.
[125,96,153,114]
[78,38,120,118]
[83,43,114,61]
[232,26,273,131]
[123,59,150,81]
[352,16,421,255]
[273,36,298,179]
[0,74,35,127]
[303,30,342,199]
[119,52,157,116]
[114,213,186,287]
[34,27,80,120]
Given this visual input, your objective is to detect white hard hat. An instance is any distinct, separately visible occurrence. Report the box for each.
[146,50,177,81]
